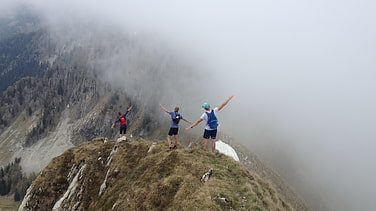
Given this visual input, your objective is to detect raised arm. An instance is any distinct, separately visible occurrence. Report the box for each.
[217,95,234,111]
[186,118,203,130]
[159,104,170,114]
[182,118,192,124]
[122,106,132,117]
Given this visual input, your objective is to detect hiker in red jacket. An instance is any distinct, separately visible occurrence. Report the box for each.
[111,106,133,137]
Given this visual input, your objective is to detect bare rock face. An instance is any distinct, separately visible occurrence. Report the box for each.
[18,139,295,211]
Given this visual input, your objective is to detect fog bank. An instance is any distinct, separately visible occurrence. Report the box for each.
[6,0,376,210]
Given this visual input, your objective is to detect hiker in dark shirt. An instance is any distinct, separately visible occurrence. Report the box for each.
[111,106,133,138]
[159,104,191,151]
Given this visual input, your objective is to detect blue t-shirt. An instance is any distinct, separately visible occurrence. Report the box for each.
[169,111,183,128]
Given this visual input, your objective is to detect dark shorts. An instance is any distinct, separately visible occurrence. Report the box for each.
[203,129,217,139]
[119,125,127,134]
[168,128,179,136]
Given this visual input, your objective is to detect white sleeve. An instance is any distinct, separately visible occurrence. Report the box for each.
[214,107,219,116]
[200,113,207,121]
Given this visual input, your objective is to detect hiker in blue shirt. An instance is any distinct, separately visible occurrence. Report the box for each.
[111,106,133,138]
[186,96,233,152]
[159,104,192,151]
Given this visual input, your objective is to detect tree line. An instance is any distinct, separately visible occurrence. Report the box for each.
[0,157,36,201]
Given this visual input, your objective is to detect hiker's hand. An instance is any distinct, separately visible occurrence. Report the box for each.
[111,124,115,128]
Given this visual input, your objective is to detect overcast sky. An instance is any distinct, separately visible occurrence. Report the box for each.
[4,0,376,210]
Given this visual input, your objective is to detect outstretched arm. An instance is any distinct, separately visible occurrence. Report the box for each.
[186,118,203,130]
[112,116,121,127]
[217,96,234,111]
[159,104,170,114]
[123,106,132,117]
[111,121,117,128]
[182,118,192,124]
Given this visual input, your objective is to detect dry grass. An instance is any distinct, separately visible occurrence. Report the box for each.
[0,196,21,211]
[23,138,294,211]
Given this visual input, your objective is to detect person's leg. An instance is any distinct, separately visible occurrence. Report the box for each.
[120,126,126,137]
[167,135,172,148]
[174,128,180,148]
[173,135,178,148]
[204,139,209,150]
[203,129,210,151]
[211,138,216,152]
[210,129,218,152]
[167,128,175,149]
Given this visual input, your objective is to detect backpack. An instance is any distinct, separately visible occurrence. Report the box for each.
[172,112,181,124]
[119,116,126,125]
[206,110,218,129]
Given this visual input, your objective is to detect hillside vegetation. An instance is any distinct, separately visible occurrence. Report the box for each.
[19,138,294,211]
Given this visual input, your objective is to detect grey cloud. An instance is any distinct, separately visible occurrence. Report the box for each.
[6,0,376,210]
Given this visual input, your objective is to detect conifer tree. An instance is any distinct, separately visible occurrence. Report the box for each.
[0,179,6,195]
[14,189,21,201]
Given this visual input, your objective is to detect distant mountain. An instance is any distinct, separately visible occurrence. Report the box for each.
[0,10,307,211]
[0,24,47,92]
[0,16,165,174]
[0,8,41,41]
[18,139,295,211]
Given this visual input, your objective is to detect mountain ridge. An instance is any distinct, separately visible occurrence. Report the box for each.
[18,138,295,211]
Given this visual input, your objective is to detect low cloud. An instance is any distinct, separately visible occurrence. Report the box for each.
[6,0,376,210]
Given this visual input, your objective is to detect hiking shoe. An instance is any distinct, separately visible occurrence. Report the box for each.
[173,145,177,149]
[166,147,173,152]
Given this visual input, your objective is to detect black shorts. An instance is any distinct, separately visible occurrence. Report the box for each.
[168,128,179,136]
[119,125,127,134]
[203,129,217,139]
